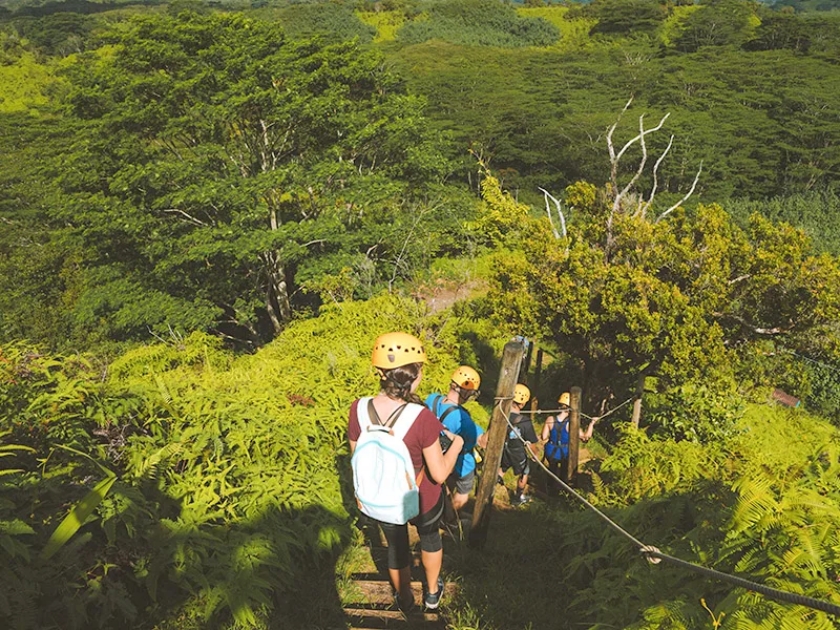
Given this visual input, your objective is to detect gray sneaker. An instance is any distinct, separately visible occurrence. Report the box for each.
[424,577,445,610]
[513,493,532,506]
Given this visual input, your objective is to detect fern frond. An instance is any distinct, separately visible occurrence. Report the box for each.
[730,475,780,537]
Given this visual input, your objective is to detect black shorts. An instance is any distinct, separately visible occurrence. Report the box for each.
[501,443,530,476]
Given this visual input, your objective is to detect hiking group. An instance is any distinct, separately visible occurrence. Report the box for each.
[347,331,596,614]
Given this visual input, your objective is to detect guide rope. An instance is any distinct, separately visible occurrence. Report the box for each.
[518,396,634,421]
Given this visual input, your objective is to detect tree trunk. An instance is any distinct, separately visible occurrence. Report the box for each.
[264,250,291,334]
[264,196,291,334]
[631,371,645,429]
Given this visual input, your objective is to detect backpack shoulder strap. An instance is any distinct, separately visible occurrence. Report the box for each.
[439,404,461,425]
[390,402,424,440]
[429,394,460,425]
[357,397,374,430]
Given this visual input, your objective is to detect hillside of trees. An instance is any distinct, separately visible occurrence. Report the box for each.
[2,0,840,628]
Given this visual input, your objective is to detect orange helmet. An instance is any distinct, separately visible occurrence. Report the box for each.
[452,366,480,391]
[513,384,530,405]
[371,332,427,369]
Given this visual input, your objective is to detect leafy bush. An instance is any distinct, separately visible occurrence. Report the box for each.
[398,0,560,47]
[572,0,668,36]
[643,381,743,443]
[276,3,376,42]
[0,293,502,629]
[565,405,840,629]
[726,190,840,256]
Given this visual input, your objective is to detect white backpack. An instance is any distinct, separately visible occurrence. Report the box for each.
[351,397,424,525]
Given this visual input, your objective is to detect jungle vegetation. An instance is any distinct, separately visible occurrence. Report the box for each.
[2,0,840,628]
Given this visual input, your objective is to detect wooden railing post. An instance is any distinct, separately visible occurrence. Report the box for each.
[469,340,525,549]
[566,386,582,483]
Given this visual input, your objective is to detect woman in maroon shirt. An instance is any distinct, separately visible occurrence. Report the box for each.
[348,332,462,613]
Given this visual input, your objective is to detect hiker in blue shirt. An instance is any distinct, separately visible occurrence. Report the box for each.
[425,366,488,513]
[541,391,595,491]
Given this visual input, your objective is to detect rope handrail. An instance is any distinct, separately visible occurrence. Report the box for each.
[493,403,840,618]
[518,396,634,421]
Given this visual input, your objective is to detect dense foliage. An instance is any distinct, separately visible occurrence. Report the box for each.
[0,294,499,629]
[4,0,840,352]
[481,175,840,440]
[0,10,477,350]
[397,0,560,47]
[455,405,840,629]
[3,0,840,628]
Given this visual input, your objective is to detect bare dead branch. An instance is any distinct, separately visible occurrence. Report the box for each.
[636,134,674,219]
[607,97,634,190]
[537,187,566,239]
[656,161,703,222]
[161,208,209,227]
[389,203,432,291]
[722,312,788,335]
[728,274,751,284]
[612,112,670,214]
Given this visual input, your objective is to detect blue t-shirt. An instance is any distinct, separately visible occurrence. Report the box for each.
[424,393,485,478]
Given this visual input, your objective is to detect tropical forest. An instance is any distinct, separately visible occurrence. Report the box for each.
[2,0,840,626]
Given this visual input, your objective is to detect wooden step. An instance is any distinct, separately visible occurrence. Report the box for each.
[348,578,458,603]
[344,608,444,629]
[343,578,456,629]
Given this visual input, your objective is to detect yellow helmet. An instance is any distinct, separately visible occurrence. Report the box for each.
[513,384,530,405]
[371,332,427,369]
[452,366,480,390]
[558,392,571,407]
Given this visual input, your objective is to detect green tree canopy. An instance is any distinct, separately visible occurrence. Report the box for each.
[673,0,758,51]
[483,179,840,439]
[274,3,376,42]
[53,10,453,348]
[573,0,668,36]
[397,0,560,47]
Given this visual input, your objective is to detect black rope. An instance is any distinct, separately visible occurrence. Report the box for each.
[644,548,840,617]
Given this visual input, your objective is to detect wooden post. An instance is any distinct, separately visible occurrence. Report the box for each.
[522,339,533,378]
[631,371,644,429]
[469,340,525,549]
[533,347,543,395]
[565,386,582,483]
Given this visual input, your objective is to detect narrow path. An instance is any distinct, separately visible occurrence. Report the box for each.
[341,461,594,629]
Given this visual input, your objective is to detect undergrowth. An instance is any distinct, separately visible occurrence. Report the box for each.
[446,404,840,629]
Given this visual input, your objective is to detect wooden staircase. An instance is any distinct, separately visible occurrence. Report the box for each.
[342,530,458,630]
[343,576,457,629]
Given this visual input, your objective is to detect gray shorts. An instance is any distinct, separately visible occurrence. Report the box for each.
[449,470,476,495]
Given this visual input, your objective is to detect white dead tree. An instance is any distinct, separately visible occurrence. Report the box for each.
[538,186,567,240]
[538,98,702,250]
[607,98,702,223]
